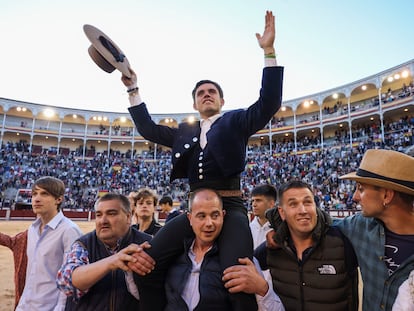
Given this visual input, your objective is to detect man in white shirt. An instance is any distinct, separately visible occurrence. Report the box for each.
[249,184,277,249]
[16,176,83,311]
[164,188,284,311]
[159,195,181,223]
[249,184,276,287]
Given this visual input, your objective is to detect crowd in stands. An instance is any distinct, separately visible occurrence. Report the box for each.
[255,115,414,153]
[1,114,413,212]
[266,83,414,129]
[0,143,187,211]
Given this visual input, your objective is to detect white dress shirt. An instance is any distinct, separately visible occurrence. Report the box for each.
[250,217,272,250]
[200,114,221,149]
[180,240,285,311]
[249,216,275,299]
[16,211,82,311]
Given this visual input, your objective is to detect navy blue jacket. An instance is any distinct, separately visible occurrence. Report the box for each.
[164,239,231,311]
[128,66,283,184]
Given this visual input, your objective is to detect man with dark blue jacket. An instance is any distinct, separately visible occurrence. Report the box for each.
[165,188,284,311]
[123,11,283,311]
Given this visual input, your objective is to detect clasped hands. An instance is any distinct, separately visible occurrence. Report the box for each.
[111,242,155,275]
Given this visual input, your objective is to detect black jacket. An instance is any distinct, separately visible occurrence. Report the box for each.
[128,66,284,183]
[164,239,232,311]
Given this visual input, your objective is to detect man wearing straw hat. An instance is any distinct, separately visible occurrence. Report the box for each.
[337,149,414,311]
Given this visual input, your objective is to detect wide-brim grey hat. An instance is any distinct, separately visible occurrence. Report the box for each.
[83,24,131,78]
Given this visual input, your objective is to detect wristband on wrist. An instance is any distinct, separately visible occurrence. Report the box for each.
[127,87,139,93]
[265,53,276,59]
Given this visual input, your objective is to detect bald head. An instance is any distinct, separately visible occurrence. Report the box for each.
[187,189,225,248]
[188,189,223,212]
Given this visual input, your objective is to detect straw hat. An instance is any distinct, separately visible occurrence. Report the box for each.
[340,149,414,195]
[83,24,131,78]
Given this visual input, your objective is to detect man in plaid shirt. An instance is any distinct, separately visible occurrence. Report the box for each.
[337,149,414,310]
[57,193,154,310]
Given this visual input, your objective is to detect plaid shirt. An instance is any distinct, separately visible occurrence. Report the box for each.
[334,214,414,311]
[56,241,93,299]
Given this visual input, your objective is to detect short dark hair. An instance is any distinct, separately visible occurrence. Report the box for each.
[135,188,158,206]
[159,195,173,206]
[251,184,277,201]
[192,80,224,101]
[32,176,65,210]
[95,193,131,214]
[278,180,313,203]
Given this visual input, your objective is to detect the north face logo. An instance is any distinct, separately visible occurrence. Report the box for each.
[318,264,337,274]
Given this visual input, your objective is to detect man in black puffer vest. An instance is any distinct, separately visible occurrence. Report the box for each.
[57,193,154,311]
[255,181,359,311]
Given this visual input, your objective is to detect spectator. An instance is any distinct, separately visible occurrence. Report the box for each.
[16,176,82,311]
[262,180,359,310]
[56,193,154,310]
[249,184,277,249]
[159,195,180,223]
[248,184,277,293]
[132,188,163,236]
[165,188,285,311]
[337,149,414,310]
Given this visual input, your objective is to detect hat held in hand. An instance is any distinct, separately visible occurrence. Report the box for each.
[83,24,131,78]
[340,149,414,195]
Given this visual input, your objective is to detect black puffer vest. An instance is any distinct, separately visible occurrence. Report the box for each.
[267,209,359,311]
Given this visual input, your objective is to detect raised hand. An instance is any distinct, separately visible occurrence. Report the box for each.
[121,68,138,88]
[255,10,276,54]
